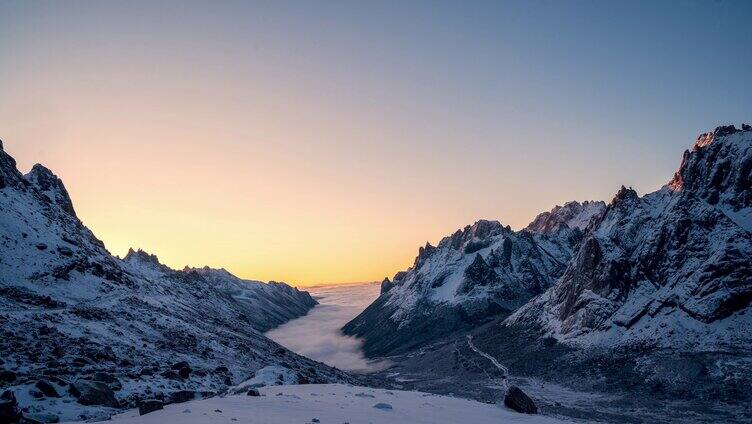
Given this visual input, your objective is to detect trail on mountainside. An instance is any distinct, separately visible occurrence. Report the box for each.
[467,334,508,389]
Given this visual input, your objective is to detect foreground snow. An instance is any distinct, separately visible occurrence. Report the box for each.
[101,384,571,424]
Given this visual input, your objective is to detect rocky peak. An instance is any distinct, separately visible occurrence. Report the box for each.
[413,242,436,266]
[668,124,751,216]
[185,265,236,281]
[437,220,506,251]
[610,186,639,206]
[713,124,741,138]
[525,200,606,234]
[692,124,748,151]
[380,277,394,294]
[24,164,77,217]
[124,248,163,267]
[0,141,24,190]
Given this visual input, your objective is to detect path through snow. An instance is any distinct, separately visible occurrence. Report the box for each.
[467,334,509,389]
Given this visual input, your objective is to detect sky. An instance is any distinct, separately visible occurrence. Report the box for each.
[1,1,751,286]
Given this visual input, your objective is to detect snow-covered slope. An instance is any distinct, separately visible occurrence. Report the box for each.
[103,384,570,424]
[343,202,605,357]
[0,141,356,423]
[507,125,752,351]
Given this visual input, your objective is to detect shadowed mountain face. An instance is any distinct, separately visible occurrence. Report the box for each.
[343,201,605,357]
[508,125,752,351]
[0,142,357,422]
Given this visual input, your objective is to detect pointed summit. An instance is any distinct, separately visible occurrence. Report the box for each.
[124,248,163,267]
[611,186,639,205]
[669,124,751,215]
[25,164,77,217]
[380,277,394,294]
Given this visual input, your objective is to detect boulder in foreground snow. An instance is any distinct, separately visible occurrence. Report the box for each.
[69,381,119,408]
[504,386,538,414]
[138,399,164,416]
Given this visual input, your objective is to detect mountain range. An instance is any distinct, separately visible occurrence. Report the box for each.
[0,141,358,422]
[343,125,752,422]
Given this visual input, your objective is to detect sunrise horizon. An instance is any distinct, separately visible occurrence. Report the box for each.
[0,138,660,287]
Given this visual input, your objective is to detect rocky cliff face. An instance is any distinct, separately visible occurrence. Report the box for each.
[508,125,752,351]
[0,141,353,423]
[343,202,605,357]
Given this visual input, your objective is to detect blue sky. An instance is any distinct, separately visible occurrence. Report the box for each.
[1,0,750,283]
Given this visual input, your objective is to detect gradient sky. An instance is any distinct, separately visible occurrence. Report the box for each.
[1,1,751,285]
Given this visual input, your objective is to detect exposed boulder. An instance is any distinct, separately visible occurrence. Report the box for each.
[504,386,538,414]
[34,380,59,398]
[0,390,22,423]
[138,399,163,416]
[69,381,119,407]
[246,389,260,397]
[178,367,191,379]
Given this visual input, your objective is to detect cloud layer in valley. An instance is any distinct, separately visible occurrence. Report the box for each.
[266,282,389,372]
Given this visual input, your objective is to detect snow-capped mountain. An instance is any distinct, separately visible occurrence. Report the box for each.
[0,141,356,423]
[343,201,605,357]
[507,125,752,351]
[180,264,317,332]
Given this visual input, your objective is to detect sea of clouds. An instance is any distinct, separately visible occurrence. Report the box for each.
[265,282,390,372]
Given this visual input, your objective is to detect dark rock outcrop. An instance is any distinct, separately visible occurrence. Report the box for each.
[138,399,163,416]
[379,278,394,294]
[178,367,191,379]
[504,386,538,414]
[457,254,500,294]
[0,390,22,423]
[24,164,77,218]
[33,381,59,398]
[69,381,119,408]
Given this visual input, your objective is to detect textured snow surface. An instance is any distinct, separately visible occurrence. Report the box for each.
[99,384,572,424]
